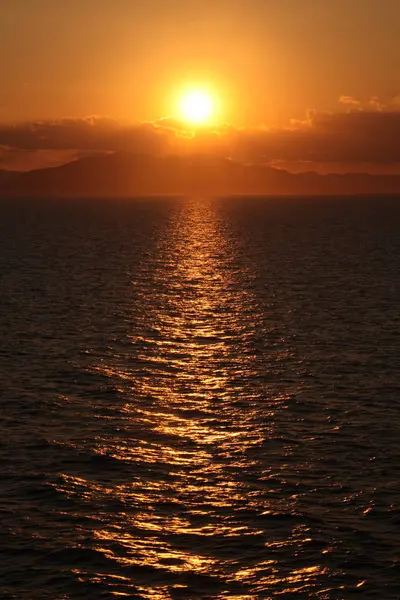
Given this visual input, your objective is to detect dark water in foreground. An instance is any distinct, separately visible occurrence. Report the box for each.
[1,196,399,599]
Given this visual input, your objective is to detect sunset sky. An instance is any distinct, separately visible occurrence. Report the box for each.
[0,0,399,172]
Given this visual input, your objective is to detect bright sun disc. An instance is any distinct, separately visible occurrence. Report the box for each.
[179,90,214,124]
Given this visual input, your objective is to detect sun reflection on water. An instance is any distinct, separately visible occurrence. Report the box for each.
[54,198,334,598]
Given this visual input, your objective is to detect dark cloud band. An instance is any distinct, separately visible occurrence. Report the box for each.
[1,109,399,170]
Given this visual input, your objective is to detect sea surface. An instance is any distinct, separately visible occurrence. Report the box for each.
[1,195,399,599]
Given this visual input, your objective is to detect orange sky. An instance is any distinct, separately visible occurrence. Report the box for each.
[0,0,399,126]
[0,1,399,174]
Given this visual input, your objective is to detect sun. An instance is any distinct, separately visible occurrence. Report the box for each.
[178,89,215,125]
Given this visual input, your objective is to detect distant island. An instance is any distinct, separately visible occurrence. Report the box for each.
[1,152,399,197]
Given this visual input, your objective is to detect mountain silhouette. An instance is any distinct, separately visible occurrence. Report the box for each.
[0,152,399,196]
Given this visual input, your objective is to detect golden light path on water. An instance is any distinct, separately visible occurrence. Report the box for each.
[55,198,334,598]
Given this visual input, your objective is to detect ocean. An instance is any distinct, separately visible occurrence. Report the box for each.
[1,195,399,599]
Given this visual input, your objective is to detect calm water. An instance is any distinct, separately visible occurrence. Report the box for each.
[1,196,399,599]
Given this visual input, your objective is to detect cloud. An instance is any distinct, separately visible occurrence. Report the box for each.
[368,96,385,110]
[1,108,399,173]
[228,109,400,166]
[0,116,169,153]
[339,95,361,106]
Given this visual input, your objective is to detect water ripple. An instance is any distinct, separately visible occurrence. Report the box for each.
[1,196,399,598]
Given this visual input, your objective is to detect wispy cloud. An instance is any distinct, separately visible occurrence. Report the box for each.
[339,95,361,106]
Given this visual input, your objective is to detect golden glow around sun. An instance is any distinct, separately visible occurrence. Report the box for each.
[178,89,215,125]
